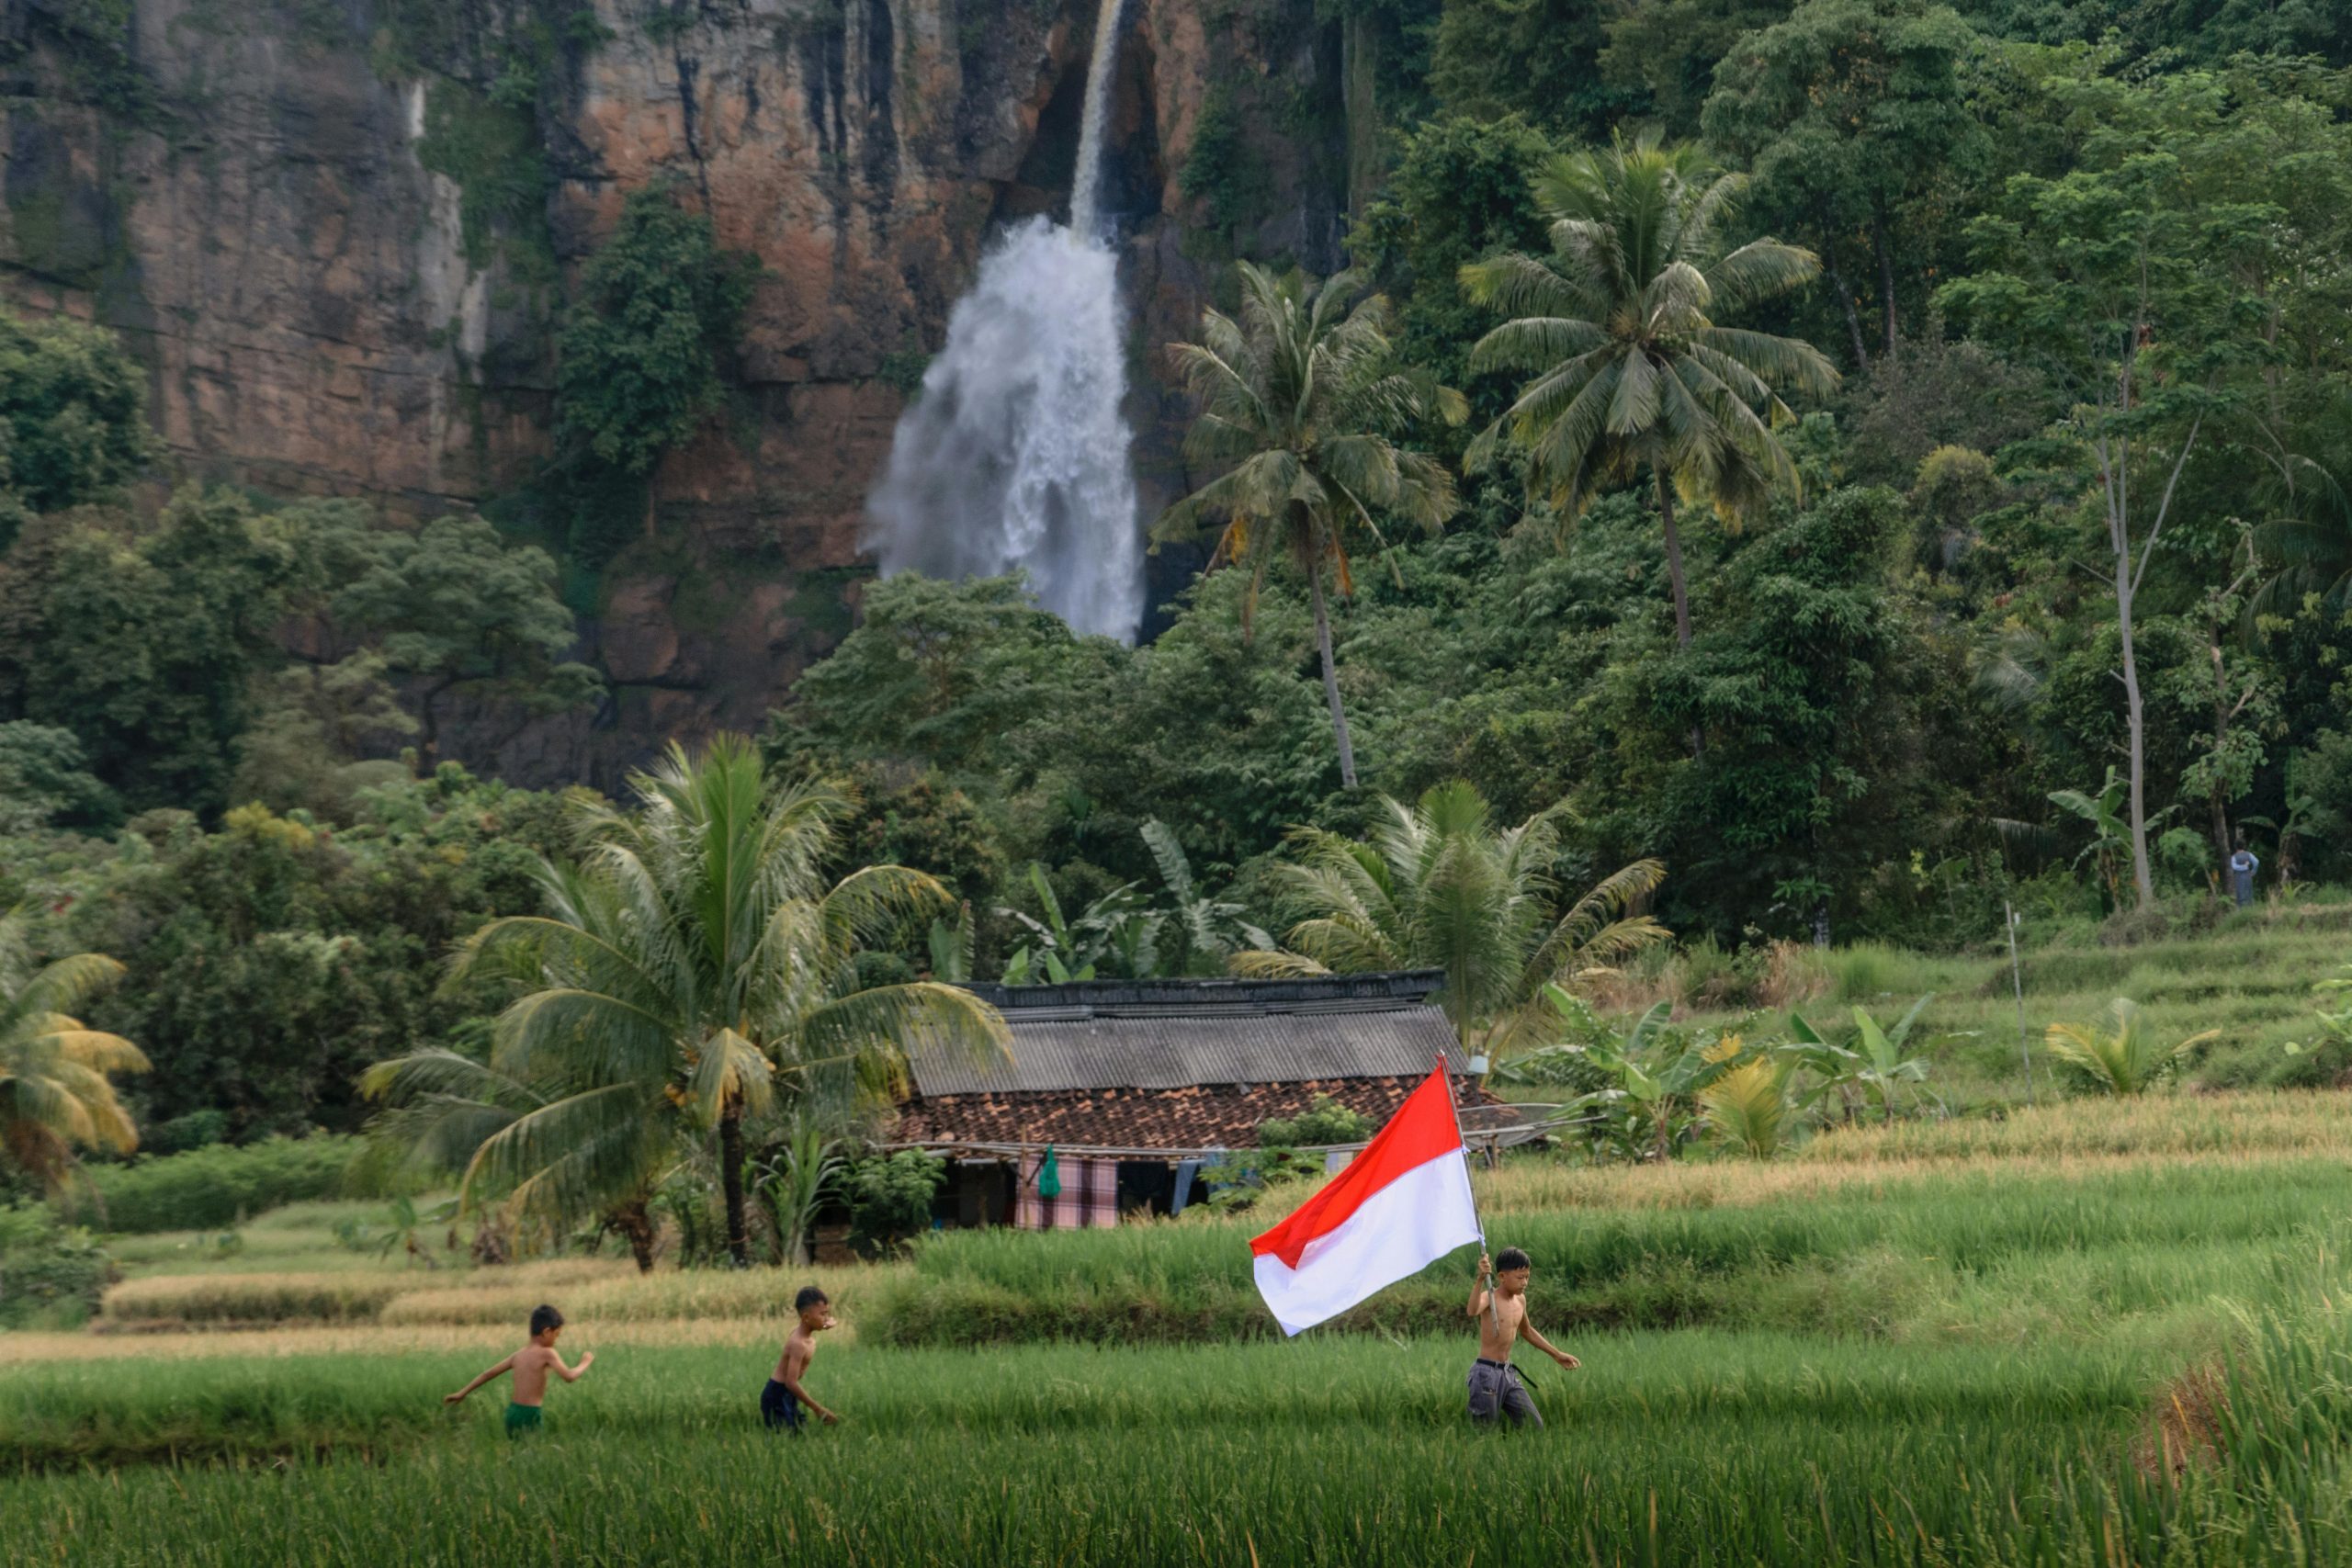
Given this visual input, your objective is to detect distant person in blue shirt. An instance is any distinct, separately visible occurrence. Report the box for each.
[2228,838,2259,908]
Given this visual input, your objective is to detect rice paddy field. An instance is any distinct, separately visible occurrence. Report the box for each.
[1619,900,2352,1104]
[11,1081,2352,1564]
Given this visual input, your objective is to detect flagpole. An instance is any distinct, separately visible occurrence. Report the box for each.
[1439,1052,1504,1338]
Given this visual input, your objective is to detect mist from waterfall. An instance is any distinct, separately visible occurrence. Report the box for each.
[862,0,1145,643]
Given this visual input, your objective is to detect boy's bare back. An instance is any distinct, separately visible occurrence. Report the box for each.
[443,1305,592,1415]
[509,1343,560,1404]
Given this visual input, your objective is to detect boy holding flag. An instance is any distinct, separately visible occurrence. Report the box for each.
[1465,1247,1578,1427]
[1246,1064,1582,1426]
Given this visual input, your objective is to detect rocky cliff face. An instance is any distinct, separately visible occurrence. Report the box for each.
[0,0,1347,787]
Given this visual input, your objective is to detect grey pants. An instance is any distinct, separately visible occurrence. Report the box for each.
[1466,1359,1543,1427]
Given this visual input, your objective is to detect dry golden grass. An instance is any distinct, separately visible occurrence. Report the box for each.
[376,1261,899,1327]
[98,1257,912,1333]
[1790,1089,2352,1164]
[1472,1089,2352,1213]
[1476,1146,2336,1213]
[0,1316,836,1363]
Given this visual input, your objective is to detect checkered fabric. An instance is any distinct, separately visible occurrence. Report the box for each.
[1014,1154,1120,1230]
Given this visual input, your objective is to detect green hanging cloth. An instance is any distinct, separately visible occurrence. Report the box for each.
[1037,1145,1062,1199]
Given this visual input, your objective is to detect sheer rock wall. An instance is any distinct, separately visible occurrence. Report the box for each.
[0,0,1345,786]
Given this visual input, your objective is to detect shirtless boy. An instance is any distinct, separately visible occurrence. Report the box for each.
[444,1303,594,1437]
[762,1285,841,1432]
[1464,1247,1578,1427]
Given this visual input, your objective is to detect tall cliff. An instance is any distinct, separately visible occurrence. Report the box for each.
[0,0,1349,787]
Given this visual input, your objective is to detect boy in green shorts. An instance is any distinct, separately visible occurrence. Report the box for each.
[446,1303,594,1436]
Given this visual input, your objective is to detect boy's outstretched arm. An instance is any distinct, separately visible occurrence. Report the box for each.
[1517,1314,1580,1370]
[444,1354,514,1404]
[1466,1252,1492,1320]
[554,1350,595,1383]
[782,1344,840,1425]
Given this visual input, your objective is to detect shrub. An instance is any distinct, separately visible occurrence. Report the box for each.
[66,1136,382,1234]
[1257,1098,1371,1148]
[847,1151,946,1258]
[0,1204,116,1327]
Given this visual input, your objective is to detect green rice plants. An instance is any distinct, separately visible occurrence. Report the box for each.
[100,1271,414,1328]
[2044,998,2221,1095]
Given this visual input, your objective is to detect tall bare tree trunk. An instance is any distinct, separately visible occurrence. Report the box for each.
[2116,562,2156,910]
[2209,636,2233,870]
[1307,564,1359,788]
[719,1096,751,1269]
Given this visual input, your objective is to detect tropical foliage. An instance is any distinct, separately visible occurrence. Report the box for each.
[1231,782,1668,1055]
[6,0,2352,1204]
[0,916,147,1190]
[1460,130,1838,649]
[360,737,1009,1269]
[2042,999,2221,1097]
[1159,261,1464,785]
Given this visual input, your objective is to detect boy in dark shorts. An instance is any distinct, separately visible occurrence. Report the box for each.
[445,1303,594,1437]
[1464,1247,1578,1427]
[763,1285,840,1431]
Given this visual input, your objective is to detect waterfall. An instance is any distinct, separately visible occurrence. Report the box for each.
[862,0,1145,643]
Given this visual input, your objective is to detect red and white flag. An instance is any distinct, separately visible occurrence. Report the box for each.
[1249,1067,1481,1336]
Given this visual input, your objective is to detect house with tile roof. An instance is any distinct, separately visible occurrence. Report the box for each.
[889,970,1526,1230]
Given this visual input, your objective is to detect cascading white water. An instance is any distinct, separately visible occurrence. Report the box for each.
[862,0,1145,643]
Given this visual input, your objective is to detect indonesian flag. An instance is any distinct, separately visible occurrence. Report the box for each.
[1249,1068,1481,1336]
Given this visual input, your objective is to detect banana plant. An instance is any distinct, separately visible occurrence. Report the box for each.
[998,863,1159,982]
[1787,994,1941,1124]
[373,1195,459,1269]
[2046,769,2132,907]
[1540,992,1740,1163]
[925,901,975,983]
[1141,819,1272,975]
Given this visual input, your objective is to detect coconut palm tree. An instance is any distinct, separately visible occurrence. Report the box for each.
[1460,130,1838,652]
[362,736,1009,1270]
[2042,998,2218,1097]
[0,916,148,1190]
[1229,781,1668,1059]
[2249,455,2352,623]
[1157,261,1464,788]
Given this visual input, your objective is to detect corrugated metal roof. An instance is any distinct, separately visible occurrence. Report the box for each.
[909,993,1459,1096]
[960,969,1444,1013]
